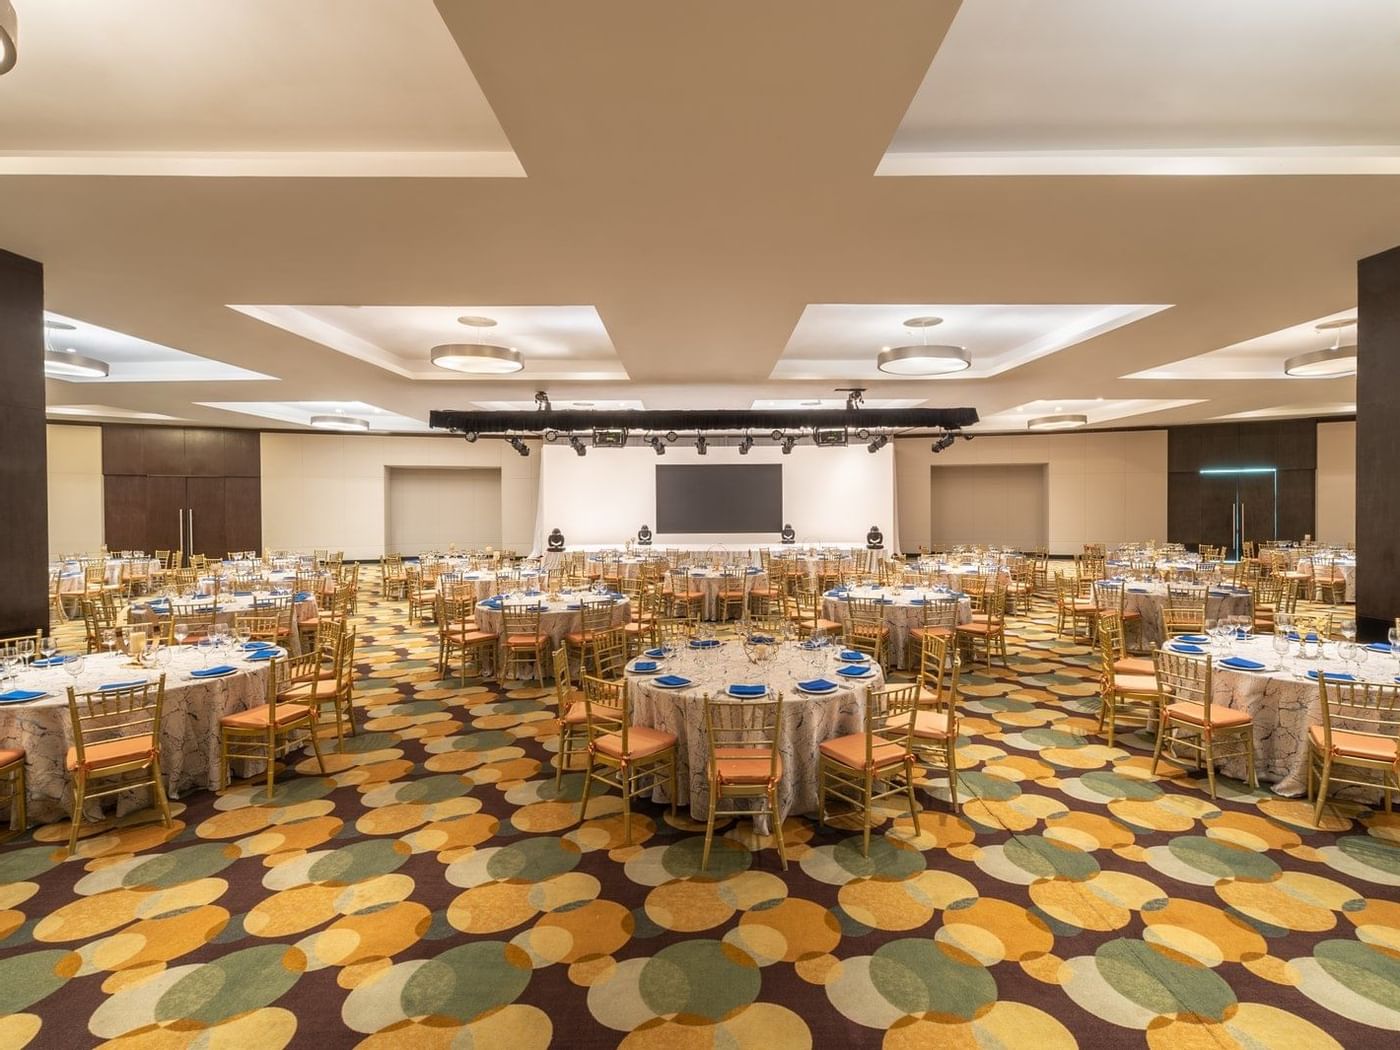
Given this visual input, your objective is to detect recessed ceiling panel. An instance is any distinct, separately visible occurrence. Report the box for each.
[196,401,430,433]
[773,304,1169,381]
[43,312,274,383]
[1124,309,1357,380]
[973,398,1206,431]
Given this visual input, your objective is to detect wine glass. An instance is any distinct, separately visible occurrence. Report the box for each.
[63,653,86,684]
[173,622,189,648]
[1389,626,1400,673]
[102,628,119,662]
[39,634,57,663]
[1340,619,1357,646]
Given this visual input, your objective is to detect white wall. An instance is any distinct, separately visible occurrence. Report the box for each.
[46,424,104,556]
[1315,420,1356,544]
[261,434,537,560]
[896,430,1168,555]
[537,444,896,548]
[386,467,503,553]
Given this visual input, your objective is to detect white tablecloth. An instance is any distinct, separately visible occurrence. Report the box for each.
[1297,558,1357,602]
[664,569,768,620]
[129,593,319,654]
[820,586,974,669]
[0,647,286,825]
[474,596,632,673]
[628,641,886,822]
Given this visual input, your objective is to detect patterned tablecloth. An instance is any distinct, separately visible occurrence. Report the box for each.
[663,569,768,621]
[55,558,163,595]
[437,570,545,604]
[628,640,886,822]
[820,586,974,670]
[1297,557,1358,602]
[128,593,320,654]
[0,647,288,825]
[1113,581,1254,648]
[1204,634,1395,796]
[474,596,632,674]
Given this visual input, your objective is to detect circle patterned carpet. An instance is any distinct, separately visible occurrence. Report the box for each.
[1,574,1397,1047]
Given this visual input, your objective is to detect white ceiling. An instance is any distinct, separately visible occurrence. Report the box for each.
[43,312,271,383]
[196,401,431,433]
[972,398,1207,432]
[2,0,1391,434]
[1124,309,1358,381]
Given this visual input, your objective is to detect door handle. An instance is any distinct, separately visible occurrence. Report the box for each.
[1231,503,1237,547]
[1240,502,1245,544]
[178,509,184,562]
[188,508,194,556]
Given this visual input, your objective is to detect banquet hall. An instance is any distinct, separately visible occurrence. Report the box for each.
[2,2,1399,1047]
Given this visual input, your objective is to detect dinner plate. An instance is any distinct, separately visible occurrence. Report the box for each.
[651,676,693,689]
[688,639,721,650]
[628,662,661,675]
[795,682,838,695]
[725,686,769,699]
[836,665,874,678]
[838,651,870,663]
[190,668,236,680]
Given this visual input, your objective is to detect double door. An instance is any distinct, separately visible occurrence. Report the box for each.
[105,474,261,562]
[1198,473,1276,558]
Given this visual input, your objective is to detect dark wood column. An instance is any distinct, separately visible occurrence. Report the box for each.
[1357,245,1400,639]
[0,249,50,634]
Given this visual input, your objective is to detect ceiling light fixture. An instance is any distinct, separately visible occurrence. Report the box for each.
[43,349,109,379]
[457,315,498,328]
[867,433,890,453]
[877,317,970,376]
[430,343,523,375]
[0,1,17,76]
[813,426,848,447]
[463,432,479,443]
[1026,413,1088,431]
[309,413,370,432]
[1285,319,1358,378]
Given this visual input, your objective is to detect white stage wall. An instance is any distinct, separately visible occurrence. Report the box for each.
[535,444,896,552]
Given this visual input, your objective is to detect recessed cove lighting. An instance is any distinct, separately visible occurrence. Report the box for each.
[1283,344,1357,378]
[309,414,370,432]
[876,344,971,376]
[1314,317,1356,332]
[44,349,109,379]
[43,319,76,332]
[430,343,523,374]
[457,315,498,328]
[1027,413,1087,431]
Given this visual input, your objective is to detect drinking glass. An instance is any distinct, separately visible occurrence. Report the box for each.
[1389,626,1400,673]
[1271,631,1290,665]
[63,653,86,682]
[174,622,189,647]
[1340,619,1358,645]
[39,634,57,662]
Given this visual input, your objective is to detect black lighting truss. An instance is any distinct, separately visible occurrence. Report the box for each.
[429,406,979,440]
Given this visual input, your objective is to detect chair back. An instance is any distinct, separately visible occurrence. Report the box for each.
[1153,649,1213,720]
[1316,677,1400,763]
[235,613,280,643]
[704,694,782,791]
[551,645,571,714]
[589,627,629,680]
[581,673,628,752]
[503,604,544,639]
[844,597,885,656]
[1164,585,1207,634]
[865,683,919,765]
[66,675,166,773]
[580,597,617,637]
[917,636,960,739]
[1097,609,1130,662]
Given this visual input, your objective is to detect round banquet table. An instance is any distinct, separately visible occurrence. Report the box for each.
[768,551,854,588]
[474,594,631,675]
[1203,634,1399,797]
[1112,581,1253,648]
[437,570,546,603]
[663,568,768,621]
[907,559,1009,591]
[127,592,319,654]
[628,640,886,823]
[585,555,670,579]
[0,646,290,825]
[55,557,163,595]
[1297,557,1357,603]
[820,585,974,669]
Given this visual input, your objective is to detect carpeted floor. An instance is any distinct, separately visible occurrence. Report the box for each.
[1,573,1397,1048]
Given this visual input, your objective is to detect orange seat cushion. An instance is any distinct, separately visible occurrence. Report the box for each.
[66,734,156,772]
[713,747,782,785]
[800,618,843,633]
[1114,656,1155,676]
[819,732,905,770]
[560,700,589,725]
[445,629,497,645]
[282,675,344,700]
[1165,700,1252,729]
[1308,725,1397,763]
[594,725,676,760]
[909,626,952,640]
[505,634,545,648]
[957,622,1002,636]
[912,710,953,739]
[1114,673,1160,695]
[0,747,25,767]
[221,702,315,728]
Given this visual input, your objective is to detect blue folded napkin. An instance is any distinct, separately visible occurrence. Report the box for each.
[293,592,312,602]
[746,567,761,574]
[1287,632,1320,642]
[655,675,691,687]
[565,604,582,611]
[875,598,893,605]
[839,650,867,662]
[631,660,658,673]
[837,665,872,677]
[99,679,147,691]
[191,665,236,678]
[0,689,46,703]
[233,590,252,597]
[1234,629,1252,640]
[1127,587,1149,593]
[1306,670,1356,682]
[798,640,822,650]
[1219,657,1265,671]
[727,684,767,697]
[241,641,274,650]
[797,678,837,692]
[1169,643,1206,654]
[644,647,672,658]
[689,639,720,649]
[524,590,541,596]
[1365,643,1393,654]
[245,649,277,662]
[31,656,65,667]
[909,598,929,605]
[747,634,776,645]
[1176,634,1209,643]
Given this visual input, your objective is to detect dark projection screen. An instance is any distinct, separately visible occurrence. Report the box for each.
[655,464,783,533]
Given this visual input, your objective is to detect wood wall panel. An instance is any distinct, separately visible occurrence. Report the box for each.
[103,475,149,552]
[0,249,49,634]
[1357,245,1400,637]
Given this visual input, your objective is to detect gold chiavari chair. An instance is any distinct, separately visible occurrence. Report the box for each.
[906,595,958,668]
[406,565,436,625]
[1164,585,1207,636]
[622,587,660,657]
[1312,555,1346,605]
[283,622,357,742]
[1053,572,1096,640]
[956,586,1007,669]
[436,593,498,685]
[566,597,620,684]
[65,676,173,852]
[665,570,706,622]
[381,554,409,599]
[701,693,786,871]
[911,633,961,812]
[576,674,677,845]
[1249,575,1287,633]
[1093,579,1143,651]
[1096,615,1161,748]
[80,595,125,654]
[502,604,548,687]
[653,617,695,650]
[787,586,842,640]
[745,565,775,618]
[219,652,326,798]
[842,596,890,665]
[0,745,25,838]
[1308,677,1400,823]
[717,572,747,622]
[1152,649,1256,799]
[586,626,630,681]
[818,682,922,858]
[234,613,281,645]
[169,601,219,643]
[1098,608,1154,677]
[552,646,589,789]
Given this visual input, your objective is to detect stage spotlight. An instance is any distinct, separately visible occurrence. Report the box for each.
[695,434,708,455]
[781,436,796,455]
[463,432,479,443]
[506,436,530,457]
[665,431,679,443]
[543,429,559,443]
[769,429,783,442]
[856,428,870,441]
[813,426,848,447]
[930,433,955,454]
[649,435,666,455]
[866,434,889,453]
[737,434,754,455]
[569,435,588,456]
